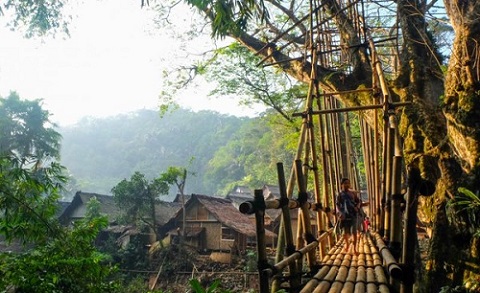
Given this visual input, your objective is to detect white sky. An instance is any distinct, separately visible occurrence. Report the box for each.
[0,0,264,126]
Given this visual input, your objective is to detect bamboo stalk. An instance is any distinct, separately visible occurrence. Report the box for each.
[254,190,269,293]
[372,232,402,279]
[292,101,410,116]
[272,163,298,292]
[239,198,323,215]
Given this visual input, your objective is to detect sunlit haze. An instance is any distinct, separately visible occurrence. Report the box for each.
[0,0,265,126]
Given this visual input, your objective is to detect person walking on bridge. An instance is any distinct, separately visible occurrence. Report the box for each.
[336,178,361,254]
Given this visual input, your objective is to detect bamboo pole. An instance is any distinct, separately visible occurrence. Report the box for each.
[368,29,393,238]
[344,113,355,184]
[292,101,410,116]
[334,99,349,178]
[373,94,381,232]
[390,153,403,255]
[371,232,403,279]
[389,115,404,258]
[306,109,326,249]
[272,163,298,292]
[329,98,342,187]
[294,159,317,271]
[315,97,337,249]
[359,117,373,219]
[303,12,326,253]
[401,166,421,293]
[274,122,308,271]
[315,96,333,243]
[383,120,395,240]
[254,189,270,293]
[264,232,332,277]
[239,199,323,215]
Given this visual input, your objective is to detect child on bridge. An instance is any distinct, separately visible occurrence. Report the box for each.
[336,178,361,254]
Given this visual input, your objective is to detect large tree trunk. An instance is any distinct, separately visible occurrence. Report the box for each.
[443,0,480,178]
[428,0,480,290]
[393,1,455,288]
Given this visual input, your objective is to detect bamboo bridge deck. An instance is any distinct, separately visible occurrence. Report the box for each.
[251,225,403,293]
[297,234,400,293]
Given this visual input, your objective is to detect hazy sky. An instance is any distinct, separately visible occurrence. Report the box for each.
[0,0,264,126]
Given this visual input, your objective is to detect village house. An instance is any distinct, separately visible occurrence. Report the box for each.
[59,191,280,254]
[58,191,120,225]
[59,191,182,247]
[164,194,276,253]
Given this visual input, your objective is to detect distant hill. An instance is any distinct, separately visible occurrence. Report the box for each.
[59,108,253,200]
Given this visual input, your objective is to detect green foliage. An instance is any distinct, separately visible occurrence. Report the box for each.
[0,94,119,292]
[185,0,268,38]
[0,157,118,292]
[103,236,149,278]
[244,249,257,272]
[206,115,299,194]
[156,166,189,194]
[197,42,306,121]
[0,92,61,162]
[111,171,163,231]
[0,0,70,37]
[447,187,480,237]
[85,196,102,220]
[0,153,66,244]
[0,215,119,293]
[189,279,225,293]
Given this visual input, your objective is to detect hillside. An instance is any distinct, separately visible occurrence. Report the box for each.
[59,108,253,200]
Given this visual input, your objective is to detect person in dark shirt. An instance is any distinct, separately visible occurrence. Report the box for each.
[336,178,361,254]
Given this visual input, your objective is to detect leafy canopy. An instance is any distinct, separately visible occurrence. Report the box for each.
[111,171,167,226]
[1,0,70,37]
[0,200,119,293]
[0,93,118,292]
[0,92,61,163]
[185,0,268,38]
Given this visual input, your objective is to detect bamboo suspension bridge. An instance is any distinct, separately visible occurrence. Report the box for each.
[237,0,437,292]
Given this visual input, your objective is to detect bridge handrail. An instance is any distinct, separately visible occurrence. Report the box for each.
[371,232,403,279]
[239,198,326,215]
[262,229,333,278]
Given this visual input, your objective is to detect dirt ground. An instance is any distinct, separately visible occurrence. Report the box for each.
[153,254,260,292]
